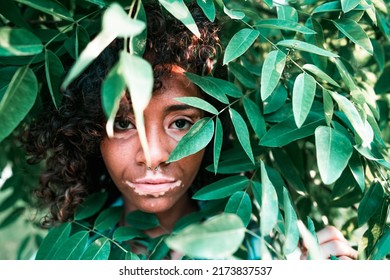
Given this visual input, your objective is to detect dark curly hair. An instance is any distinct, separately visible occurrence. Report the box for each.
[22,2,227,227]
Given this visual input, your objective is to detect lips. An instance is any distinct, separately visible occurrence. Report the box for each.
[124,176,182,197]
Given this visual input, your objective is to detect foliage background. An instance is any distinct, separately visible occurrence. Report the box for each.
[0,0,389,259]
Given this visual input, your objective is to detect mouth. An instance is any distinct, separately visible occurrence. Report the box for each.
[124,178,182,197]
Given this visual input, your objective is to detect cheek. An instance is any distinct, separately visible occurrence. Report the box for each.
[180,150,205,183]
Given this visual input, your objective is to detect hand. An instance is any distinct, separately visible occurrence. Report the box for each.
[300,226,358,260]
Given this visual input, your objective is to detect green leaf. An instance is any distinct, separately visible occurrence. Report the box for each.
[228,62,257,89]
[35,223,72,260]
[302,64,340,87]
[283,188,299,255]
[224,191,252,227]
[341,0,362,13]
[168,117,214,162]
[277,39,339,57]
[223,6,245,20]
[159,0,200,37]
[315,126,353,185]
[322,88,334,126]
[229,108,255,164]
[263,83,288,114]
[213,117,223,174]
[185,73,229,103]
[120,52,153,165]
[193,175,249,200]
[94,206,123,231]
[45,50,64,109]
[74,192,108,221]
[329,91,373,147]
[197,0,215,22]
[292,73,317,128]
[0,66,38,142]
[0,27,43,56]
[0,66,18,98]
[332,19,373,55]
[14,0,73,21]
[243,97,266,139]
[358,182,384,226]
[260,161,279,236]
[255,19,316,34]
[113,226,146,242]
[223,28,260,65]
[126,210,160,230]
[80,237,111,260]
[312,1,366,14]
[131,2,147,56]
[52,231,89,260]
[260,112,325,147]
[175,97,218,115]
[348,151,365,192]
[165,213,245,259]
[261,50,287,101]
[297,221,325,260]
[370,228,390,260]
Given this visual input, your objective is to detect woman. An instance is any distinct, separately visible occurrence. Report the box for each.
[22,1,356,260]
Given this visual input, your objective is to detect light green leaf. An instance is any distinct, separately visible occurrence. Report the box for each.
[277,39,339,57]
[185,73,229,103]
[168,117,214,162]
[332,19,373,55]
[15,0,73,21]
[255,19,316,34]
[315,126,353,185]
[331,57,358,91]
[52,231,89,260]
[329,91,373,147]
[120,52,153,166]
[166,213,245,259]
[312,1,366,14]
[197,0,215,22]
[0,27,43,56]
[297,221,325,260]
[260,161,279,236]
[94,206,123,231]
[371,228,390,260]
[357,182,384,226]
[213,117,223,174]
[223,6,245,20]
[224,191,252,227]
[35,223,72,260]
[229,108,255,164]
[243,97,266,139]
[293,73,317,128]
[260,112,325,147]
[175,97,218,115]
[323,88,334,126]
[193,175,249,200]
[45,50,64,109]
[159,0,200,37]
[302,64,340,87]
[80,237,111,260]
[74,192,108,221]
[0,66,38,142]
[261,50,287,101]
[283,188,300,254]
[125,211,160,230]
[223,28,260,65]
[341,0,362,13]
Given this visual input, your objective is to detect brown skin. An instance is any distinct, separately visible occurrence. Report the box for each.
[100,65,204,236]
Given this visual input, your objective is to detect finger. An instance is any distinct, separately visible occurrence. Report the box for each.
[316,226,348,245]
[320,240,358,260]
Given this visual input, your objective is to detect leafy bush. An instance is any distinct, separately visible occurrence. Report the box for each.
[0,0,389,260]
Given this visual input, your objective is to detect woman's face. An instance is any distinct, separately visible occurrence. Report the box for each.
[100,66,205,214]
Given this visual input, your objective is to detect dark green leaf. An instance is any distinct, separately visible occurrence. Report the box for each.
[51,231,89,260]
[94,206,123,231]
[80,237,111,260]
[126,210,160,230]
[74,192,108,221]
[197,0,215,22]
[228,62,257,89]
[0,66,38,142]
[213,117,223,174]
[35,223,72,260]
[185,73,229,103]
[223,28,260,65]
[193,175,249,200]
[168,117,214,162]
[261,50,287,101]
[322,89,334,126]
[165,213,245,259]
[0,27,43,56]
[263,83,288,114]
[113,226,146,242]
[370,228,390,260]
[348,151,365,192]
[229,108,255,164]
[224,191,252,227]
[283,188,299,254]
[243,97,266,139]
[15,0,73,21]
[0,207,25,229]
[0,66,18,98]
[341,0,362,13]
[358,182,384,226]
[45,50,64,109]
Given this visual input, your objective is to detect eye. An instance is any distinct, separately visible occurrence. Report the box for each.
[170,119,192,130]
[114,119,135,131]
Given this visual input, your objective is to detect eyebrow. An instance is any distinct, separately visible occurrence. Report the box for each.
[164,104,201,114]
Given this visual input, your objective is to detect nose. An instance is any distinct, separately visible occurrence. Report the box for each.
[135,127,171,170]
